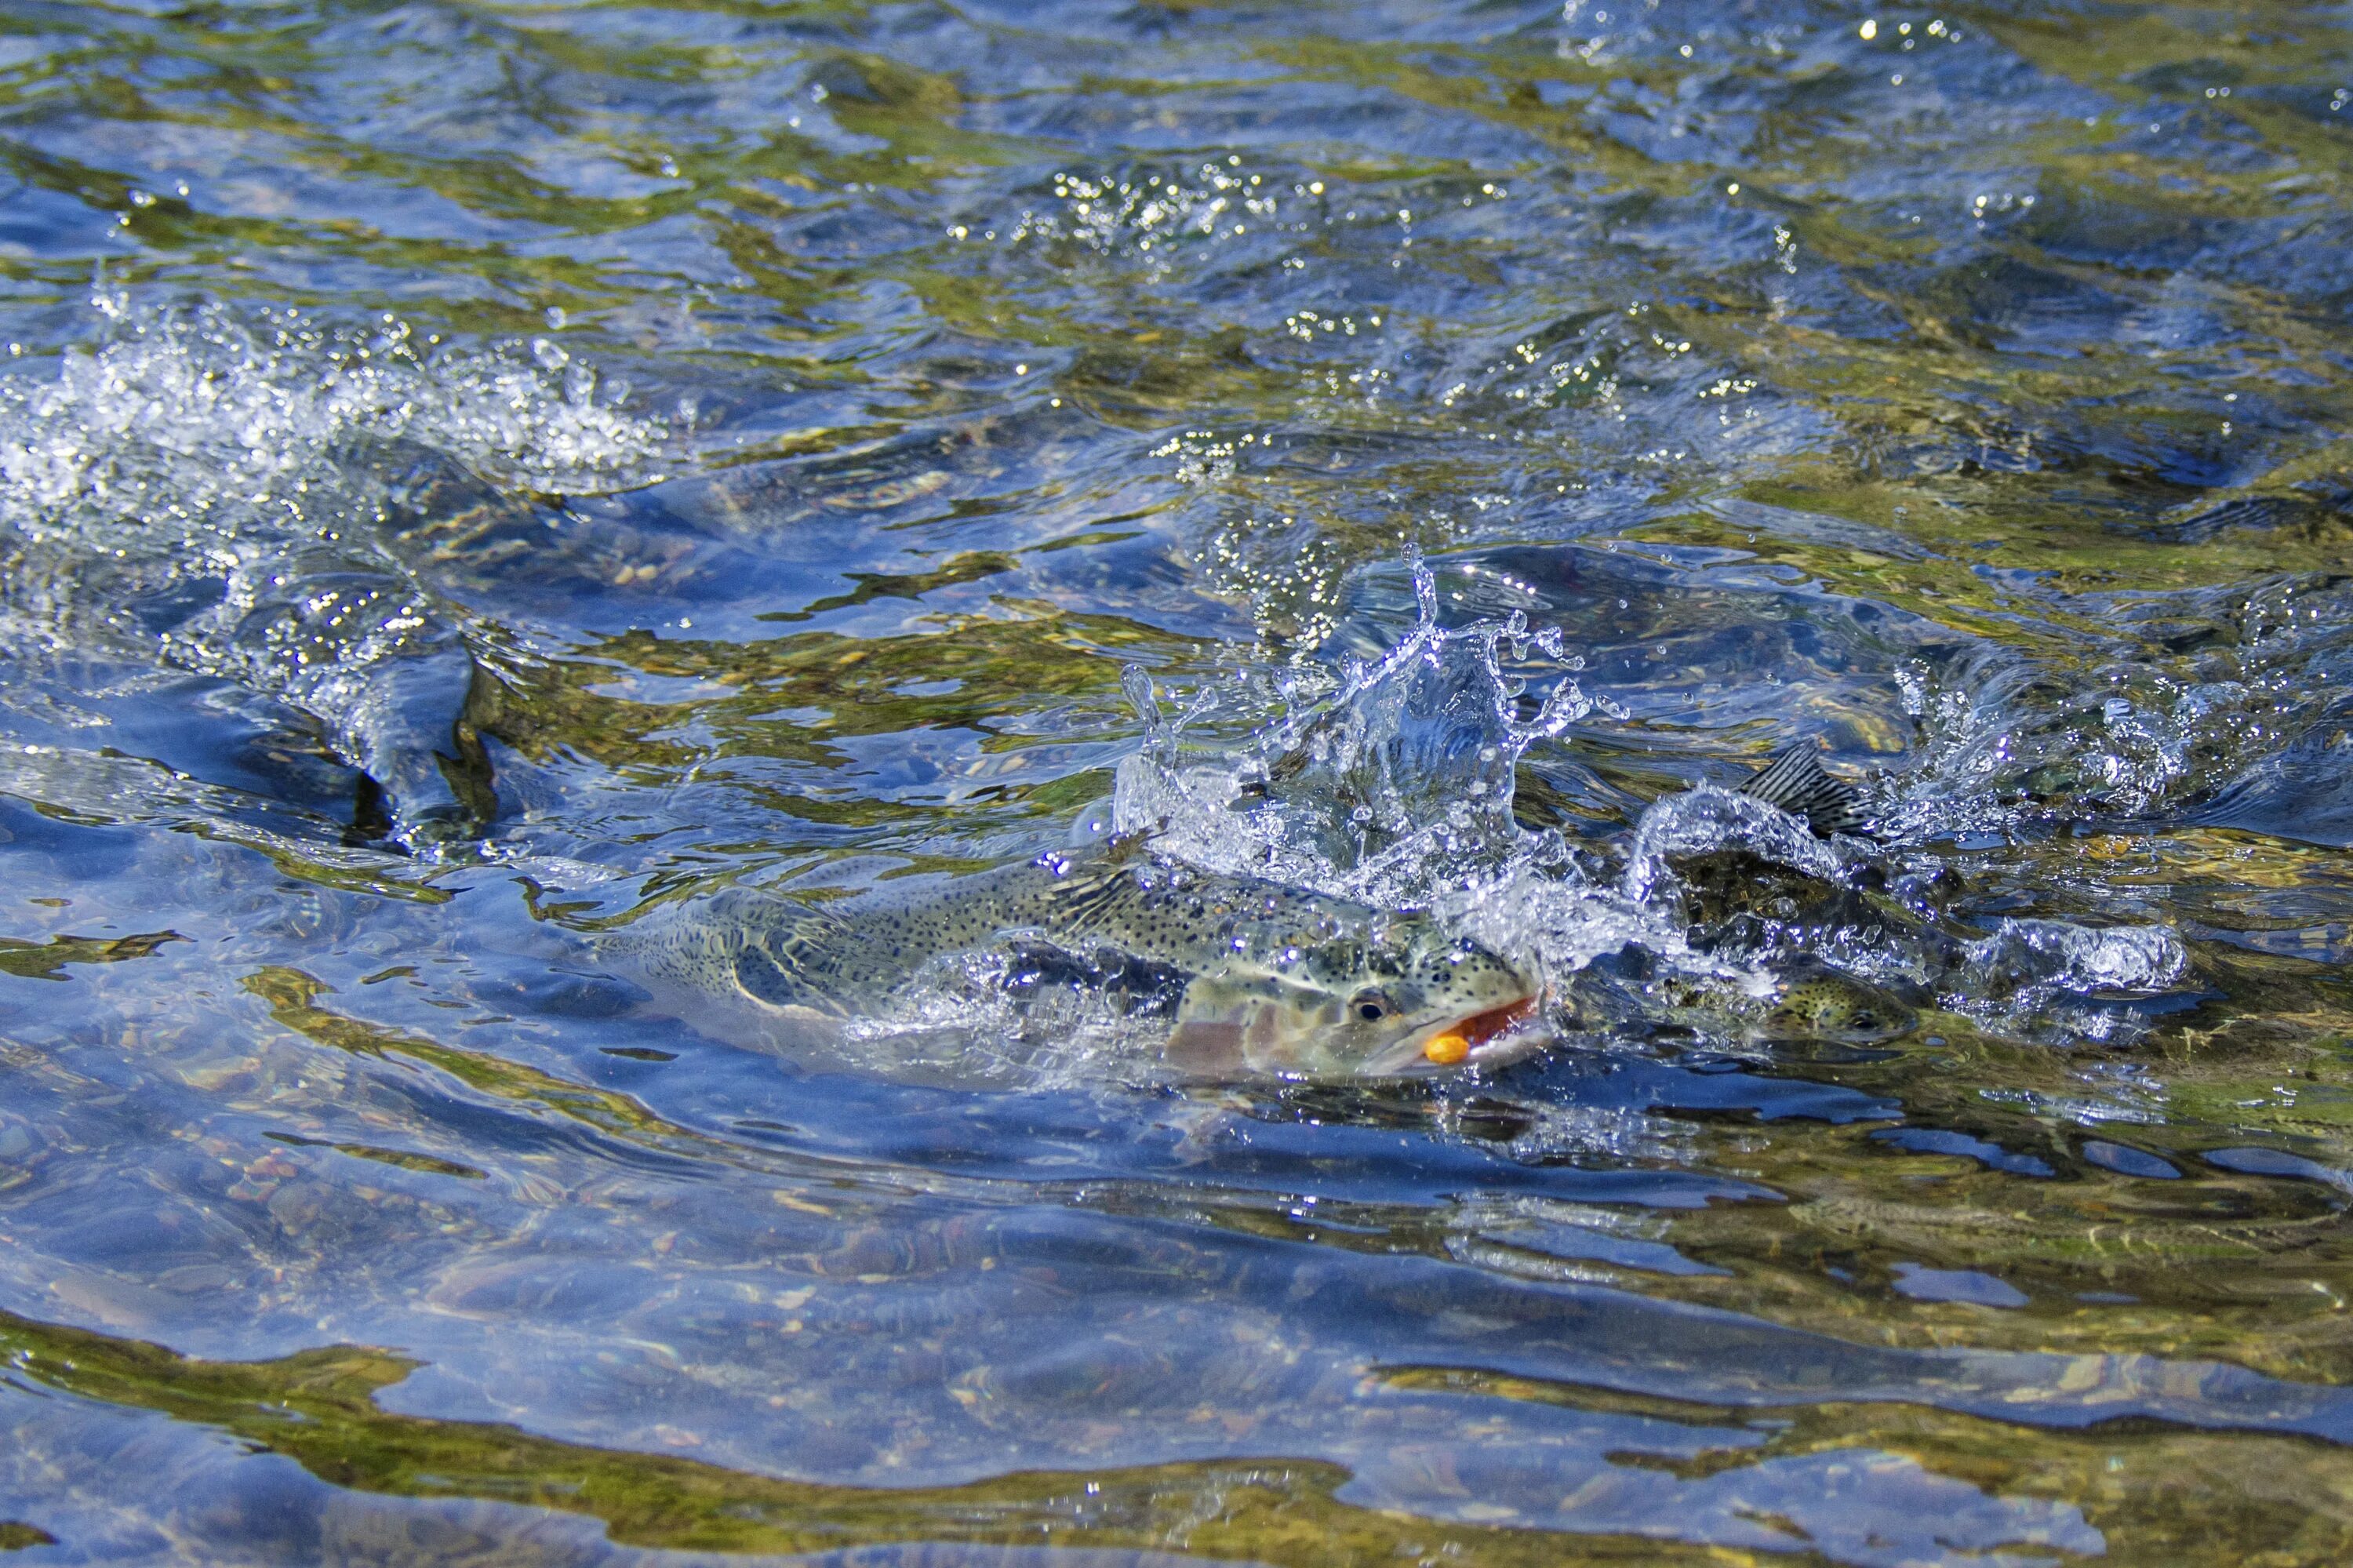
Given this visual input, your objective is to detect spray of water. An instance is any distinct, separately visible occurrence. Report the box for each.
[0,286,679,844]
[1108,551,2197,1054]
[1114,548,1591,899]
[0,286,675,531]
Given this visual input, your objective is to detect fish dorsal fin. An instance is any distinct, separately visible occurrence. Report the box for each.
[1037,846,1158,937]
[1095,824,1162,864]
[1740,744,1864,837]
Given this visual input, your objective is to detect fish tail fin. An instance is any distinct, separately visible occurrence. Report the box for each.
[1740,743,1865,838]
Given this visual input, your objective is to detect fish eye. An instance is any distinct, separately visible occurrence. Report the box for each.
[1350,990,1392,1023]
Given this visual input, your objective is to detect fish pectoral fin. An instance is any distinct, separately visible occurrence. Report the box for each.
[1740,743,1864,837]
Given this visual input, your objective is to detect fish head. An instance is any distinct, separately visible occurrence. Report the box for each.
[1165,919,1539,1079]
[1758,970,1917,1044]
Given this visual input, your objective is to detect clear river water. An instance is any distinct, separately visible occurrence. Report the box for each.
[1,1,2351,1563]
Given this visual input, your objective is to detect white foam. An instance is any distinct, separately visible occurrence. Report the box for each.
[0,293,673,541]
[0,291,681,839]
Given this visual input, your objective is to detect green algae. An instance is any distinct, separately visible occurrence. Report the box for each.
[0,930,183,980]
[1384,1366,2353,1568]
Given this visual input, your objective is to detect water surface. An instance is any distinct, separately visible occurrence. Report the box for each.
[2,1,2353,1563]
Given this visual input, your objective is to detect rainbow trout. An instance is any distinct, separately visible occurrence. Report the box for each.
[1643,743,1918,1045]
[620,838,1537,1079]
[1632,966,1920,1046]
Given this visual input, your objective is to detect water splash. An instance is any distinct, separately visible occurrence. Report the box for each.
[2,291,672,530]
[1877,573,2353,847]
[0,290,679,844]
[1946,919,2192,1043]
[1110,554,1757,1031]
[1620,784,1851,904]
[1111,551,2201,1053]
[1114,549,1592,904]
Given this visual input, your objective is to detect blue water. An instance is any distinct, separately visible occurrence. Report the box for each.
[1,2,2352,1563]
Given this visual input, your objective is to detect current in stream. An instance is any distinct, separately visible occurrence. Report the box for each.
[0,1,2351,1563]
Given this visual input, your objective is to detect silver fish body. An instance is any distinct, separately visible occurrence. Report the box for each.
[617,842,1537,1079]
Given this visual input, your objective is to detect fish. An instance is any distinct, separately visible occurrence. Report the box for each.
[1604,744,1917,1046]
[616,836,1540,1079]
[1603,961,1920,1049]
[1755,968,1918,1044]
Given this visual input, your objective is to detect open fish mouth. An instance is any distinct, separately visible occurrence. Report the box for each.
[1387,995,1542,1076]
